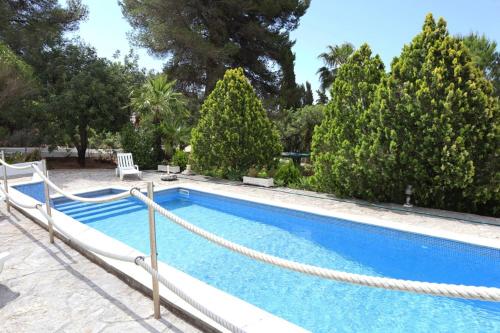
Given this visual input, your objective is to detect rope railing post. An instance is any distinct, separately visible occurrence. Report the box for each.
[147,181,161,319]
[41,159,54,243]
[1,151,10,212]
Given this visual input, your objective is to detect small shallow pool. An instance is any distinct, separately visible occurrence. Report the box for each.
[44,187,500,332]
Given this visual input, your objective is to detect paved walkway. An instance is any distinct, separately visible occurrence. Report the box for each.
[0,203,201,333]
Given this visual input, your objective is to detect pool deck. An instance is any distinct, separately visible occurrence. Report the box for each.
[1,168,499,332]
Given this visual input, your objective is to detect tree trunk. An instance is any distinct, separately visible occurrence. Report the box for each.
[153,110,164,163]
[154,130,163,163]
[77,146,86,167]
[76,125,88,167]
[204,60,224,98]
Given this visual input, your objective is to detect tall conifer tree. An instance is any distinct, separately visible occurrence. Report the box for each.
[364,14,499,214]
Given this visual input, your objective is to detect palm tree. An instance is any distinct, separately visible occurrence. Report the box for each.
[130,74,186,162]
[316,43,355,98]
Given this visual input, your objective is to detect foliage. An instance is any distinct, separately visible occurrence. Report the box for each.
[274,161,302,186]
[161,118,191,158]
[171,149,188,170]
[0,1,87,147]
[41,42,138,165]
[462,33,500,97]
[316,42,355,101]
[312,44,385,198]
[295,176,315,191]
[313,15,499,216]
[5,149,42,164]
[247,167,259,178]
[191,68,282,179]
[130,74,187,162]
[120,0,310,108]
[0,42,37,137]
[278,104,325,152]
[0,42,35,108]
[0,0,87,72]
[120,124,156,169]
[88,130,121,149]
[302,81,314,106]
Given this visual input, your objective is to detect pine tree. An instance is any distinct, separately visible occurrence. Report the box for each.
[364,14,499,215]
[121,0,309,101]
[311,44,385,197]
[191,68,282,178]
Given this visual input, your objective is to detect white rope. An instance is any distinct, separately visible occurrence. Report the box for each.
[32,165,132,203]
[131,189,500,302]
[0,159,37,170]
[136,259,246,333]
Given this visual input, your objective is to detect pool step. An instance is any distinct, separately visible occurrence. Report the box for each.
[55,199,145,224]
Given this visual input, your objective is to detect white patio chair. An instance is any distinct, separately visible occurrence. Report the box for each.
[115,153,142,180]
[0,252,9,274]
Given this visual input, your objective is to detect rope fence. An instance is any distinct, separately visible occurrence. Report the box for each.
[31,165,132,203]
[0,180,242,332]
[1,156,500,332]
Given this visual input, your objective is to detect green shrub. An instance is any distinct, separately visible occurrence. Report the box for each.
[294,176,316,191]
[257,168,269,179]
[312,43,385,198]
[5,149,42,164]
[191,68,282,179]
[120,124,156,169]
[247,167,259,178]
[171,149,188,170]
[274,162,302,186]
[25,149,41,162]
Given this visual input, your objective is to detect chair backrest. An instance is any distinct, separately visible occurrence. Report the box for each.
[117,153,135,169]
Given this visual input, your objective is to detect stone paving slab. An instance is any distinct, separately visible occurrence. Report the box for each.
[0,204,201,333]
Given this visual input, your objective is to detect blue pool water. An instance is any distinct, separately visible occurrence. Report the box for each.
[13,181,46,203]
[50,188,500,332]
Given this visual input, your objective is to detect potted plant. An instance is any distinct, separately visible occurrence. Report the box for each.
[243,167,274,187]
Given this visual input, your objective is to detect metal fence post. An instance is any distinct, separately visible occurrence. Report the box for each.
[147,181,161,319]
[1,151,10,213]
[42,159,54,243]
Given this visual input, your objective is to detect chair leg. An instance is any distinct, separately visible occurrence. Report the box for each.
[120,173,124,181]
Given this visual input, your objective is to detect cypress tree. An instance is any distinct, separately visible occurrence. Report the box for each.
[364,14,499,215]
[312,44,385,197]
[191,68,282,178]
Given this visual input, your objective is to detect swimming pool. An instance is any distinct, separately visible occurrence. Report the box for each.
[47,187,500,332]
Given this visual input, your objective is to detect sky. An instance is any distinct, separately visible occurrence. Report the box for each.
[69,0,500,95]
